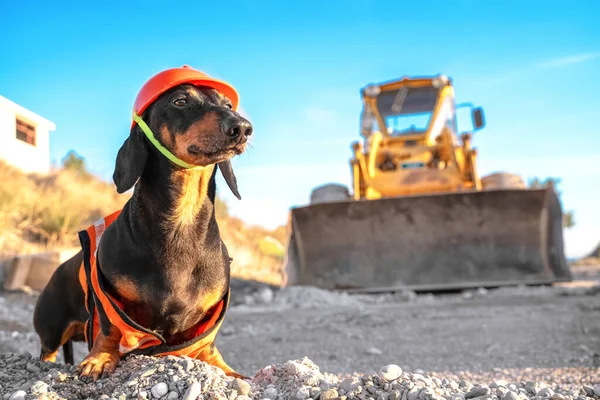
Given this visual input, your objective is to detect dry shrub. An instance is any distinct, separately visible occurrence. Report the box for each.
[0,160,129,254]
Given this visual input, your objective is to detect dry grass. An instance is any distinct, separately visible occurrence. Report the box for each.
[0,161,129,261]
[0,160,287,286]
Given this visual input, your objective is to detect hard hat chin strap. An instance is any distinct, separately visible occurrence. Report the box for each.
[132,113,205,170]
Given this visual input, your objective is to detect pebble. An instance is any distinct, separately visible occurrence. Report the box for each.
[262,387,278,400]
[389,390,401,400]
[151,382,169,398]
[594,385,600,397]
[366,346,383,355]
[183,359,195,372]
[256,287,274,303]
[230,378,250,395]
[293,386,310,399]
[139,367,158,378]
[31,381,49,394]
[538,388,555,398]
[340,378,356,393]
[26,362,41,373]
[491,380,509,388]
[167,392,180,400]
[183,381,202,400]
[466,387,491,399]
[379,365,403,382]
[582,386,594,396]
[9,392,26,400]
[320,388,339,400]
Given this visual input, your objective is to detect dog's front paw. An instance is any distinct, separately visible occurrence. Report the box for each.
[76,351,120,381]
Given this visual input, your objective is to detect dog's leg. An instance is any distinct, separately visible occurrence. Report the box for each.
[37,321,84,363]
[76,325,122,381]
[62,340,74,365]
[34,252,87,364]
[199,345,248,379]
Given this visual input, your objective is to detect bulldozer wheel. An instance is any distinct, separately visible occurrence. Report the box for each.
[481,172,526,190]
[309,183,351,205]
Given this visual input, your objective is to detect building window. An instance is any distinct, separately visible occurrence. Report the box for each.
[16,118,36,146]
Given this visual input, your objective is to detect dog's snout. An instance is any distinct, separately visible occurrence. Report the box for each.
[223,117,252,139]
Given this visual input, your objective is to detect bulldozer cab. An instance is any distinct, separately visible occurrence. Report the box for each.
[353,75,487,199]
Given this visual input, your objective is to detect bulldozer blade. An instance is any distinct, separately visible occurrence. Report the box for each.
[282,187,571,293]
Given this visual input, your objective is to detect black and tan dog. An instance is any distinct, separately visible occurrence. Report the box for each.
[33,71,252,381]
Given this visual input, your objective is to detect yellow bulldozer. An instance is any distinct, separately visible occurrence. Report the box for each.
[282,74,571,292]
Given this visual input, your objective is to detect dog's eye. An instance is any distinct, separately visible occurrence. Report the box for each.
[173,98,187,106]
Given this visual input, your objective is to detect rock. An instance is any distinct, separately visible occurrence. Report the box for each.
[379,365,403,382]
[408,388,421,400]
[491,380,509,389]
[389,390,401,400]
[295,387,311,400]
[538,388,555,398]
[551,394,565,400]
[320,388,339,400]
[525,382,547,395]
[26,362,41,373]
[593,385,600,397]
[310,387,322,399]
[232,378,251,396]
[139,367,158,378]
[152,382,169,398]
[366,346,383,355]
[9,392,26,400]
[285,360,310,375]
[167,392,180,400]
[262,387,278,400]
[31,381,49,394]
[466,387,491,399]
[340,378,356,393]
[582,386,594,396]
[183,382,202,400]
[183,359,195,372]
[256,287,274,303]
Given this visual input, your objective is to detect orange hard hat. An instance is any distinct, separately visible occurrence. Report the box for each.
[131,65,239,129]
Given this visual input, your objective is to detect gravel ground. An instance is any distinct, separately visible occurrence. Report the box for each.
[0,272,599,399]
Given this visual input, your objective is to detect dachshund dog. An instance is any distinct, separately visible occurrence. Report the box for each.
[33,83,252,381]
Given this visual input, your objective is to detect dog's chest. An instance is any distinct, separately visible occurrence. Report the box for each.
[114,273,225,338]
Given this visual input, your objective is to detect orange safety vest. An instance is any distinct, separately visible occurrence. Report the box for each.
[77,210,229,358]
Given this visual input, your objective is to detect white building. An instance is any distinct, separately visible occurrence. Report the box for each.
[0,94,56,175]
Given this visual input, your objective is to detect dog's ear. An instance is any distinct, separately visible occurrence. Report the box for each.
[113,125,148,194]
[217,160,241,200]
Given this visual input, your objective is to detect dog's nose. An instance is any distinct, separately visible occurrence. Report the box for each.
[223,118,253,139]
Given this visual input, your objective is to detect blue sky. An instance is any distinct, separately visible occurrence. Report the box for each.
[1,0,599,258]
